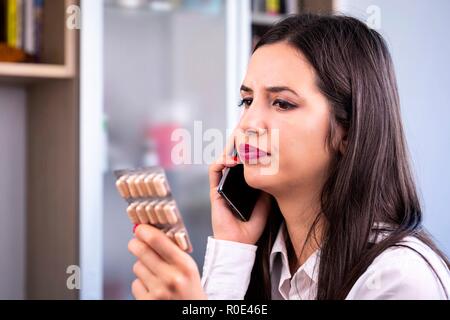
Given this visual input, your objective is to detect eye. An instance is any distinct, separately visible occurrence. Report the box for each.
[273,99,297,111]
[238,98,253,108]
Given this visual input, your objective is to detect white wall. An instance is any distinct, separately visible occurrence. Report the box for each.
[0,86,26,299]
[335,0,450,254]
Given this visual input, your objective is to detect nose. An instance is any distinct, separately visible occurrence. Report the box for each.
[237,101,269,138]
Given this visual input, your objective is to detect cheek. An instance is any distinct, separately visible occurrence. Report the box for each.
[241,108,333,192]
[278,110,332,181]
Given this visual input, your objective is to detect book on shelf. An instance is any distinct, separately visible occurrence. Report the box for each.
[0,0,5,43]
[0,0,44,63]
[251,1,300,52]
[251,0,299,17]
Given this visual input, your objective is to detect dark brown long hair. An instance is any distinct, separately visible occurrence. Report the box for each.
[244,14,450,300]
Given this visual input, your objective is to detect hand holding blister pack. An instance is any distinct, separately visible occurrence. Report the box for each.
[114,167,193,253]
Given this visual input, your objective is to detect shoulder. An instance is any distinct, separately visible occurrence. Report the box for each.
[346,236,450,300]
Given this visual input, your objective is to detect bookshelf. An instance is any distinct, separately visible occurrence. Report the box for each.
[0,0,77,81]
[0,62,70,79]
[0,0,79,299]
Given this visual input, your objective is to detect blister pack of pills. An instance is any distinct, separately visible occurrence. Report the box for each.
[114,167,193,253]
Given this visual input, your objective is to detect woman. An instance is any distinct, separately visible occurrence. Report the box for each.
[128,14,450,300]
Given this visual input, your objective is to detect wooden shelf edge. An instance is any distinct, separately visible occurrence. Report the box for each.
[0,62,75,80]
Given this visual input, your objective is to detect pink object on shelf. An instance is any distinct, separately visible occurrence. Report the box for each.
[148,122,181,169]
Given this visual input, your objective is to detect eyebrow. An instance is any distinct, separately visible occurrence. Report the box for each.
[240,84,300,97]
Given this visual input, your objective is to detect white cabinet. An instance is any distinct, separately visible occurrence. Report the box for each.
[80,0,252,300]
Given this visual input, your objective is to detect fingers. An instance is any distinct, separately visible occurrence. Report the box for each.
[208,129,240,189]
[129,224,205,300]
[132,260,172,300]
[134,224,188,267]
[131,278,148,300]
[132,260,160,290]
[208,156,239,190]
[129,236,194,289]
[130,237,202,300]
[128,237,169,277]
[131,277,171,300]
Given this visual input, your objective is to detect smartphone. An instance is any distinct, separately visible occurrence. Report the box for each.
[217,163,261,222]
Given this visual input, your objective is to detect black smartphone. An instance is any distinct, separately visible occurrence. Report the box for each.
[217,164,261,222]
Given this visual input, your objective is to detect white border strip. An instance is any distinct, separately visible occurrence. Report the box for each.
[79,0,104,300]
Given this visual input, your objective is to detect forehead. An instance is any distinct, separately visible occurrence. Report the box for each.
[244,42,316,90]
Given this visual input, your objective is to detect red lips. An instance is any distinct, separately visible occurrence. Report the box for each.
[238,143,270,161]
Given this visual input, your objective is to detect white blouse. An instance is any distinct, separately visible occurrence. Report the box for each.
[201,222,450,300]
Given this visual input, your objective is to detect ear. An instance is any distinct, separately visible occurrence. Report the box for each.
[333,124,348,155]
[339,133,348,155]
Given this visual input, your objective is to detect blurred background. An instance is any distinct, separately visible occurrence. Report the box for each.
[0,0,449,299]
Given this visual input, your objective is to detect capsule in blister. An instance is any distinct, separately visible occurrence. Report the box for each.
[144,173,157,197]
[116,175,130,199]
[145,200,159,225]
[174,231,190,252]
[126,202,139,224]
[135,174,148,198]
[136,201,149,224]
[126,175,140,198]
[164,201,179,224]
[155,200,169,224]
[166,229,175,241]
[153,174,170,197]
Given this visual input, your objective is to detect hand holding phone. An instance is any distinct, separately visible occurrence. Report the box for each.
[217,164,260,222]
[208,153,272,245]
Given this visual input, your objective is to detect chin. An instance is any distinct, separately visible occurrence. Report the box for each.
[243,164,278,192]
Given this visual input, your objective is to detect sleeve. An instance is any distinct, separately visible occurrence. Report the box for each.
[201,236,258,300]
[345,245,450,300]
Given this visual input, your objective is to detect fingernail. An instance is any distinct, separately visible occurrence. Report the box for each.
[233,155,239,162]
[133,224,139,234]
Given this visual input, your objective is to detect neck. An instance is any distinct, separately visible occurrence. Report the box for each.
[273,187,324,271]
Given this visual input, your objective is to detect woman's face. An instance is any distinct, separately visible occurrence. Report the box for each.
[235,42,340,197]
